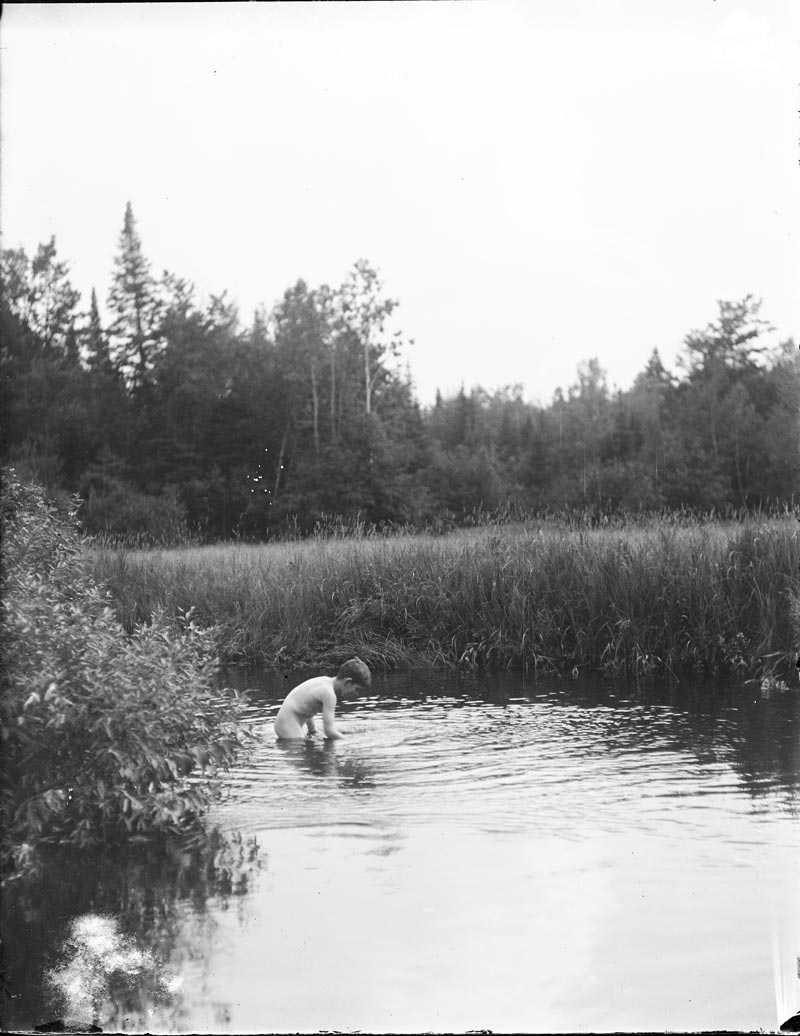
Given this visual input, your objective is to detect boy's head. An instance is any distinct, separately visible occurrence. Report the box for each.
[334,657,371,701]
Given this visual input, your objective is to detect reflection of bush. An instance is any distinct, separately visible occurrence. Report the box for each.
[0,469,250,876]
[1,828,261,1032]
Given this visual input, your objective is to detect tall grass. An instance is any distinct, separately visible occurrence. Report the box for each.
[86,516,799,680]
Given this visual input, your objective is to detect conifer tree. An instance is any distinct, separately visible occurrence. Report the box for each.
[107,202,162,391]
[84,289,113,375]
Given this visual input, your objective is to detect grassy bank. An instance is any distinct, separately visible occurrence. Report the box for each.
[86,515,799,681]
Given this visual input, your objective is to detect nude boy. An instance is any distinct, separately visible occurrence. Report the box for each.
[273,658,371,740]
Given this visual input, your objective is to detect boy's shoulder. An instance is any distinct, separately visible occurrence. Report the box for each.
[291,674,335,697]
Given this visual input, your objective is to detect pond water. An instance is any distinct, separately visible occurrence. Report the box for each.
[3,670,800,1034]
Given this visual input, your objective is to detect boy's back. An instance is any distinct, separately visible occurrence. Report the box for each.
[274,659,370,740]
[274,676,336,738]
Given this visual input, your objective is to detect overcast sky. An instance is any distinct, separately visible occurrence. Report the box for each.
[2,0,798,406]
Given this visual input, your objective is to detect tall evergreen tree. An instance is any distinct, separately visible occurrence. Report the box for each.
[107,202,162,391]
[84,289,112,375]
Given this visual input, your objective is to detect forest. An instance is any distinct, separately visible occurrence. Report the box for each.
[2,202,798,542]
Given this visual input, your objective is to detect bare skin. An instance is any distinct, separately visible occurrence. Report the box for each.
[273,674,360,740]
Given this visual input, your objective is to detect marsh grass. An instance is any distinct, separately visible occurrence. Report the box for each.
[87,516,799,680]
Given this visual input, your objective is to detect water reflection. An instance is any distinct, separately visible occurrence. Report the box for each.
[3,671,799,1033]
[1,830,261,1032]
[223,666,800,808]
[217,673,800,846]
[47,913,180,1028]
[276,736,377,788]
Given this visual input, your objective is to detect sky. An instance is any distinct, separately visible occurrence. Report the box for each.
[1,0,798,407]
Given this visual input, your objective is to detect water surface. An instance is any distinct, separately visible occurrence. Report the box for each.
[3,671,799,1033]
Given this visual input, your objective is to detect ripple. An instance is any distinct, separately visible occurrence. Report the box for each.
[215,692,800,843]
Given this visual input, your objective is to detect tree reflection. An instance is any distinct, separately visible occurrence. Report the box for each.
[632,679,800,807]
[531,677,800,808]
[1,828,261,1032]
[722,689,800,809]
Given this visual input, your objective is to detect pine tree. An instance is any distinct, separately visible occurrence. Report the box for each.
[107,202,162,391]
[84,289,113,375]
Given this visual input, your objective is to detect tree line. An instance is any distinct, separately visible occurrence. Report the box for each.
[2,203,797,541]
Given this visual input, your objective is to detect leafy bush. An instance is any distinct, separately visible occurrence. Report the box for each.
[79,470,189,545]
[1,469,248,877]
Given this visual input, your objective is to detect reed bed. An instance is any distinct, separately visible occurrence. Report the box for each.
[86,517,799,681]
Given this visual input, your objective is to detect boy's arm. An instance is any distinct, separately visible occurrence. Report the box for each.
[321,693,342,740]
[306,716,317,736]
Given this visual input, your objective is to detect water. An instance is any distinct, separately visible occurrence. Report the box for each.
[3,671,799,1033]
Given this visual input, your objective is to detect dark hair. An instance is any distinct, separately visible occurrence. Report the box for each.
[337,657,371,688]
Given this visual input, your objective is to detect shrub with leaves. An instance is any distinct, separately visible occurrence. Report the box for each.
[79,471,190,546]
[1,469,248,875]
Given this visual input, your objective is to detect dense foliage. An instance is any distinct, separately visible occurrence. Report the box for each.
[1,206,797,541]
[0,470,248,875]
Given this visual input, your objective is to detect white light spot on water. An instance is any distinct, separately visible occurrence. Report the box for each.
[46,913,178,1025]
[164,973,184,995]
